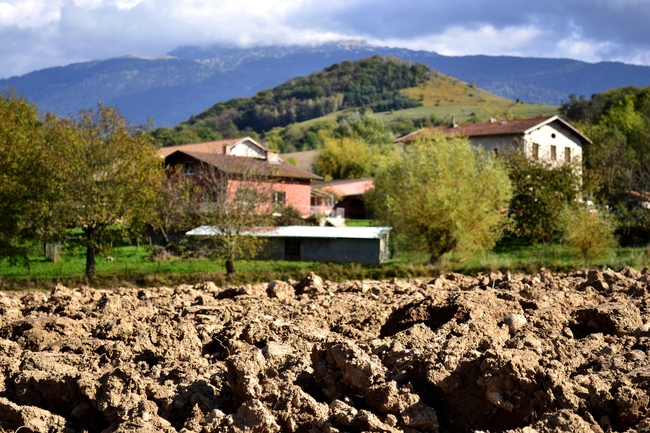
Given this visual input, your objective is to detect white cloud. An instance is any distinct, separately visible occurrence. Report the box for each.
[0,0,649,78]
[555,35,616,63]
[0,0,61,27]
[377,25,544,58]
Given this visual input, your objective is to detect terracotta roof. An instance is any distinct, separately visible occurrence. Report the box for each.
[396,116,591,145]
[167,150,322,181]
[157,137,263,158]
[312,178,374,197]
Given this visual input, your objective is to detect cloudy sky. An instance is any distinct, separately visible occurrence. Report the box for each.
[1,0,649,79]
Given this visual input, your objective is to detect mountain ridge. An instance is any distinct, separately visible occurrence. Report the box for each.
[1,42,649,126]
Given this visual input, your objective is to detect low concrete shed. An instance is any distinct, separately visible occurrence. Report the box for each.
[186,226,392,265]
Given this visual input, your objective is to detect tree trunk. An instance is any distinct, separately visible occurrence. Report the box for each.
[225,259,235,275]
[85,229,96,282]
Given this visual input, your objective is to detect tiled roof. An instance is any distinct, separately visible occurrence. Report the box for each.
[312,178,374,187]
[187,225,392,239]
[167,150,322,181]
[312,178,374,197]
[396,115,591,144]
[158,138,249,158]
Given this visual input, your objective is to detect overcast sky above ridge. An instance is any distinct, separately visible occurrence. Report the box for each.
[1,0,649,79]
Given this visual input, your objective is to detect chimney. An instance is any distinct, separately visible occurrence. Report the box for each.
[490,117,498,123]
[266,151,281,164]
[451,116,458,128]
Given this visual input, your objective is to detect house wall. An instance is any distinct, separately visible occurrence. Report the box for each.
[470,136,518,155]
[272,180,312,217]
[166,156,312,216]
[301,238,383,264]
[262,236,390,265]
[226,178,312,216]
[469,123,583,167]
[524,123,583,167]
[230,140,266,158]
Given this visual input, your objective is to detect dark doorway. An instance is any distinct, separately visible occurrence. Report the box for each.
[284,239,301,261]
[347,198,366,219]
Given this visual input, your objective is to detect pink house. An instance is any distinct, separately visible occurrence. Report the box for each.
[159,137,321,216]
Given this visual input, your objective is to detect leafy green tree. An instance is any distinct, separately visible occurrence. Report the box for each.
[368,133,512,263]
[505,152,582,244]
[312,111,396,180]
[312,135,376,180]
[333,111,394,146]
[47,105,164,281]
[0,93,55,263]
[560,205,617,266]
[562,88,650,245]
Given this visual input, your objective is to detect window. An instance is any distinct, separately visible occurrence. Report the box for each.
[532,143,539,160]
[183,161,194,176]
[550,145,557,161]
[565,147,571,163]
[273,191,286,206]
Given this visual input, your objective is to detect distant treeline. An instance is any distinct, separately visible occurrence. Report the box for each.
[154,56,430,146]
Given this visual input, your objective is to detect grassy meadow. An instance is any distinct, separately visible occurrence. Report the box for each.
[1,233,647,291]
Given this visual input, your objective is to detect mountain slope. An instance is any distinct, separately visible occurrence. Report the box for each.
[185,56,429,133]
[1,41,649,126]
[155,57,556,149]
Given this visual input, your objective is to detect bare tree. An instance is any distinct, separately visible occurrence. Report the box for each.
[151,165,202,248]
[191,155,278,274]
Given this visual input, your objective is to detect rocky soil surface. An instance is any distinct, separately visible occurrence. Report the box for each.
[1,268,650,432]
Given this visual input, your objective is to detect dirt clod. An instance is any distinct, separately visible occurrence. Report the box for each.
[0,270,649,432]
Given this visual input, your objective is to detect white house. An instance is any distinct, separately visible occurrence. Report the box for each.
[395,115,591,167]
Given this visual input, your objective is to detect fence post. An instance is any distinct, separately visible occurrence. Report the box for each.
[46,242,61,263]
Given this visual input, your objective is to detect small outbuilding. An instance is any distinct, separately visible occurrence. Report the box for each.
[186,226,392,265]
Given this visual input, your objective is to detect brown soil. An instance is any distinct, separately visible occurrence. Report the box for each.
[1,268,650,432]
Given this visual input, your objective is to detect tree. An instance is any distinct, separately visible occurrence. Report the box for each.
[47,105,164,281]
[368,133,512,263]
[150,165,202,248]
[312,112,396,181]
[312,135,376,180]
[504,152,582,244]
[560,205,617,266]
[333,110,394,146]
[192,157,276,275]
[0,93,55,263]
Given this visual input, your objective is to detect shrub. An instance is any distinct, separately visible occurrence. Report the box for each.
[560,204,617,266]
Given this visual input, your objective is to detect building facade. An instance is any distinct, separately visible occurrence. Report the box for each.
[159,137,322,216]
[396,116,591,167]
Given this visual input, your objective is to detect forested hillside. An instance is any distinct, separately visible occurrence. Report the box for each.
[154,57,429,145]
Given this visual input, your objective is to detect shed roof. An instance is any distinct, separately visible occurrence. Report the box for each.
[186,225,391,239]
